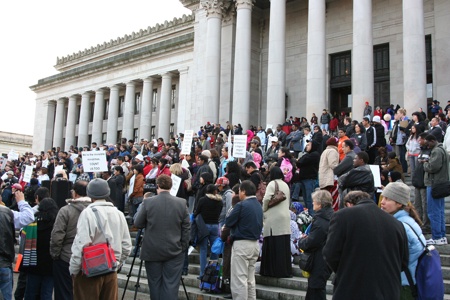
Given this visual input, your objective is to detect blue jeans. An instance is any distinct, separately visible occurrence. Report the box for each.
[300,179,316,216]
[0,267,13,300]
[291,182,301,201]
[199,224,219,277]
[24,273,54,299]
[427,187,446,239]
[320,124,329,131]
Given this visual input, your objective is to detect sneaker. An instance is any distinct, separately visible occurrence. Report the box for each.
[434,237,448,245]
[426,238,436,245]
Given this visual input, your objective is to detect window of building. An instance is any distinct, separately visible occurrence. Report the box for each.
[117,131,122,143]
[151,126,155,140]
[373,44,390,77]
[171,85,176,109]
[76,104,81,124]
[425,35,432,83]
[134,128,139,142]
[152,89,158,112]
[373,43,390,110]
[90,102,95,122]
[119,96,125,117]
[135,92,141,115]
[330,51,352,115]
[170,123,175,138]
[64,107,68,126]
[104,99,109,120]
[102,133,107,144]
[330,51,351,85]
[89,134,92,145]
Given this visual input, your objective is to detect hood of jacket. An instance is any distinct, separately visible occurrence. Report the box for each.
[206,193,222,201]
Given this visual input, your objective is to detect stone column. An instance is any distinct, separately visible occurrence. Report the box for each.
[202,0,223,124]
[232,0,254,130]
[159,73,172,141]
[106,85,120,144]
[434,0,450,102]
[65,95,78,149]
[140,78,154,140]
[78,92,91,147]
[403,0,426,113]
[44,101,56,152]
[53,98,66,148]
[352,0,374,120]
[266,0,286,127]
[92,89,105,144]
[122,81,136,141]
[306,0,326,120]
[177,68,189,134]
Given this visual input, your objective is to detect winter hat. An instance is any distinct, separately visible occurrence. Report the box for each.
[12,183,23,191]
[135,154,144,161]
[381,182,410,206]
[215,177,230,187]
[326,137,338,147]
[372,116,381,123]
[87,178,110,199]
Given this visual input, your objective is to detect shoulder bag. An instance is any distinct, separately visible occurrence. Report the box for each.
[267,180,287,208]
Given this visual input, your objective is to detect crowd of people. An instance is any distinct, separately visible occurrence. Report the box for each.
[0,101,449,300]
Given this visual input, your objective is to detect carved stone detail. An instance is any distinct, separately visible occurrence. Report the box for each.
[234,0,254,10]
[56,14,195,66]
[222,0,235,24]
[201,0,225,18]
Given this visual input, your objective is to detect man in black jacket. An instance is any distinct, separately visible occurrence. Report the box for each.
[338,151,375,199]
[323,191,409,300]
[297,142,320,213]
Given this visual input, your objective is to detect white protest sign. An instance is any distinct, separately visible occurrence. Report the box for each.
[1,173,7,181]
[369,165,382,187]
[81,151,108,172]
[181,159,189,169]
[69,173,78,183]
[70,153,79,162]
[8,150,19,161]
[22,166,34,183]
[232,135,247,158]
[0,157,7,170]
[170,174,182,196]
[54,165,64,177]
[181,130,194,155]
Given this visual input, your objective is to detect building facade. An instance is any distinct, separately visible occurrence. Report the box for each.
[31,0,450,152]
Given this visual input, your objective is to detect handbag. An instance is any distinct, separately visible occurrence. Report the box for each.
[298,250,314,272]
[267,180,287,208]
[81,207,118,277]
[431,181,450,199]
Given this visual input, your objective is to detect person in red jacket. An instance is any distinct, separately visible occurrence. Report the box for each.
[329,116,339,135]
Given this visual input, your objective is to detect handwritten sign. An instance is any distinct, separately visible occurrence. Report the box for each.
[81,151,108,172]
[8,150,19,161]
[54,165,63,177]
[181,130,194,155]
[170,174,182,196]
[232,135,247,158]
[0,157,7,170]
[22,166,34,183]
[69,173,78,183]
[369,165,382,187]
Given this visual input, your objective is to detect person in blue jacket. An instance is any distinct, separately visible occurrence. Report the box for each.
[381,182,426,299]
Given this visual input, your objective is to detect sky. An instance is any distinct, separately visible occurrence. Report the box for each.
[0,0,191,136]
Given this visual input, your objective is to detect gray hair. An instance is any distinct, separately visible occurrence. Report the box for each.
[312,190,333,208]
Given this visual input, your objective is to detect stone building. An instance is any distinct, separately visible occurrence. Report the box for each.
[30,0,450,152]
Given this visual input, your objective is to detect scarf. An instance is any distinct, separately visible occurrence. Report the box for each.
[22,222,38,267]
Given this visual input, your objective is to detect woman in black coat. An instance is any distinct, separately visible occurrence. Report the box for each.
[298,190,334,300]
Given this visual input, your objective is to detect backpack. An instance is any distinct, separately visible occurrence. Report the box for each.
[255,173,267,204]
[199,260,223,293]
[403,222,444,300]
[280,158,293,183]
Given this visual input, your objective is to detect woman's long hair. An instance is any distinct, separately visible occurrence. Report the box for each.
[403,202,423,226]
[35,197,58,222]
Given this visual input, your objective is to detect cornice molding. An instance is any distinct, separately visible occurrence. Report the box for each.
[56,14,195,67]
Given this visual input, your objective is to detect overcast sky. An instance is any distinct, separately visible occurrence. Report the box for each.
[0,0,191,135]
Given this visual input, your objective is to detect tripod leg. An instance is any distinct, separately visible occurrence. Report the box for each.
[122,232,143,300]
[133,259,144,300]
[180,277,189,300]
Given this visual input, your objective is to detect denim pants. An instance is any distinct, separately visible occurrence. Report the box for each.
[427,187,446,239]
[300,179,316,215]
[199,224,219,277]
[291,182,301,201]
[0,267,13,300]
[24,273,54,300]
[320,124,329,131]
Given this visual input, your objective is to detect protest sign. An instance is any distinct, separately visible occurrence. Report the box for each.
[81,151,108,172]
[8,150,19,161]
[22,166,34,183]
[232,135,247,158]
[181,130,194,154]
[170,174,182,196]
[369,165,382,187]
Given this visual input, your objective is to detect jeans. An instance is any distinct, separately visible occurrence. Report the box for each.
[0,267,13,300]
[395,145,408,173]
[320,124,329,131]
[24,274,53,300]
[300,179,316,215]
[199,224,219,277]
[408,156,418,176]
[53,259,73,300]
[291,182,301,201]
[427,187,446,239]
[414,188,429,229]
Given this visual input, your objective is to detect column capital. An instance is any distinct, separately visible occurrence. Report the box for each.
[235,0,254,10]
[201,0,227,18]
[178,67,190,75]
[161,72,174,79]
[142,76,155,83]
[57,97,67,104]
[95,88,105,94]
[81,91,93,97]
